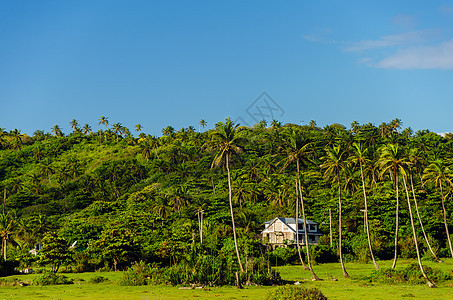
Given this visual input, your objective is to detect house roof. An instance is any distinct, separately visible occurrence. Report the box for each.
[261,217,323,236]
[264,217,318,226]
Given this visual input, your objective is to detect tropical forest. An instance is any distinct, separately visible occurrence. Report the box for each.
[1,117,453,299]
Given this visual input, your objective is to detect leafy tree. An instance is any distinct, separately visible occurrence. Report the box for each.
[91,227,141,271]
[38,232,73,273]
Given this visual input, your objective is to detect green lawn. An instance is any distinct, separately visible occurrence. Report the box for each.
[1,259,452,299]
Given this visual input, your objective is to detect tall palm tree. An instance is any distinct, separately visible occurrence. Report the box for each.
[83,124,92,136]
[70,119,79,133]
[279,129,321,280]
[423,159,453,258]
[135,124,143,135]
[98,116,109,141]
[199,119,207,133]
[0,213,14,261]
[205,118,246,273]
[112,123,123,143]
[162,126,175,137]
[40,158,54,184]
[407,149,442,263]
[51,125,63,137]
[378,144,408,269]
[401,174,436,287]
[10,129,23,157]
[349,142,379,270]
[321,145,349,278]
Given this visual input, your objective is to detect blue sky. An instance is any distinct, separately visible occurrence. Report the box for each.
[1,1,453,136]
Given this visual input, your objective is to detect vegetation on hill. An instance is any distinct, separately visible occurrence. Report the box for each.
[0,118,452,287]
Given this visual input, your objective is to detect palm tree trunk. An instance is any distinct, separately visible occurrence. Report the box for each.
[337,176,349,278]
[226,157,244,273]
[329,208,333,247]
[402,176,436,287]
[410,174,442,263]
[439,181,453,258]
[297,160,321,280]
[3,237,6,261]
[392,171,399,270]
[359,161,378,270]
[295,180,308,270]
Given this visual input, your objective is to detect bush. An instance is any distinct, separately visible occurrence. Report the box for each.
[266,285,327,300]
[89,276,108,284]
[268,247,299,266]
[119,261,150,286]
[366,263,451,285]
[0,260,19,276]
[311,238,338,264]
[34,272,74,286]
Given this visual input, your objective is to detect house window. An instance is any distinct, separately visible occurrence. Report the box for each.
[309,224,316,232]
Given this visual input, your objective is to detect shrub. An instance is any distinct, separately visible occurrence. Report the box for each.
[366,263,451,285]
[266,285,327,300]
[0,260,19,276]
[268,247,299,266]
[34,272,74,286]
[89,276,108,284]
[119,261,150,286]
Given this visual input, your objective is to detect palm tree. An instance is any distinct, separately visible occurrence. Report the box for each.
[112,123,123,143]
[51,125,63,137]
[199,120,207,133]
[40,158,54,184]
[135,123,143,135]
[33,130,46,141]
[83,124,92,136]
[279,129,321,280]
[10,129,23,157]
[70,119,79,133]
[378,144,408,269]
[349,142,379,270]
[98,116,109,141]
[401,173,436,287]
[205,118,246,273]
[139,140,152,162]
[162,126,175,137]
[422,159,453,258]
[0,213,14,261]
[350,121,360,134]
[408,149,442,263]
[321,145,349,278]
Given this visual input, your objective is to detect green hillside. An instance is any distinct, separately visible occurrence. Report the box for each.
[0,118,452,287]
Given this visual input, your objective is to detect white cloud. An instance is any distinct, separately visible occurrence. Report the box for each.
[374,39,453,69]
[344,30,439,52]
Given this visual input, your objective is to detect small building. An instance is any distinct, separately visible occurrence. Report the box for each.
[261,217,322,248]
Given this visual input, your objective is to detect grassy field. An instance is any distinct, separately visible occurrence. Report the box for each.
[0,259,452,299]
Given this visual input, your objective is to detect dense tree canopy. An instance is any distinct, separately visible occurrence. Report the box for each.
[0,119,452,286]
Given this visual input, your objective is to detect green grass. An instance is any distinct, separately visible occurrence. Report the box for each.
[0,259,452,299]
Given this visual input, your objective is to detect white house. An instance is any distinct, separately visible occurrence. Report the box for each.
[261,217,322,248]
